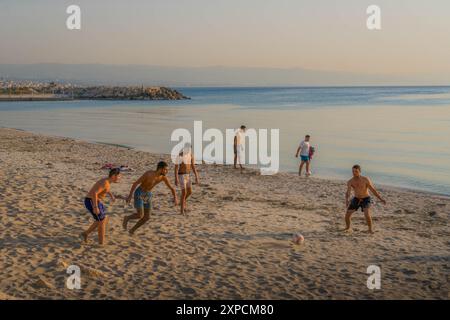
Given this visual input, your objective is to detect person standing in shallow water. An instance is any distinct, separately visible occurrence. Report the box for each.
[344,164,386,234]
[82,168,121,245]
[295,134,312,176]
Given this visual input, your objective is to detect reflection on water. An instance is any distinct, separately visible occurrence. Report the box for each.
[1,87,449,195]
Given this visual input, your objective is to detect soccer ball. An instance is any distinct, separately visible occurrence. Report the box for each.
[292,233,305,245]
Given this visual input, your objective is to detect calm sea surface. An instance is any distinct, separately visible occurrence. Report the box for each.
[1,86,449,195]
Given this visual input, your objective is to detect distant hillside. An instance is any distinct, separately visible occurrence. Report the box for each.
[0,64,448,87]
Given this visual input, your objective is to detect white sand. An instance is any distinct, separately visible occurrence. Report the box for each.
[0,128,448,299]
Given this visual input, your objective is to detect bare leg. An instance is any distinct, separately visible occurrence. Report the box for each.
[306,161,311,175]
[185,187,192,200]
[184,187,192,212]
[345,210,355,232]
[364,208,374,234]
[82,221,99,243]
[97,216,109,245]
[129,209,150,235]
[123,208,143,230]
[180,189,187,215]
[237,153,244,173]
[299,161,305,176]
[234,152,237,169]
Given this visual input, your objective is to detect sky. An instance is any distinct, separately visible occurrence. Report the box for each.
[1,0,450,79]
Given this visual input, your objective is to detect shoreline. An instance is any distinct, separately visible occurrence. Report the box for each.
[0,96,74,102]
[0,97,188,102]
[2,126,448,199]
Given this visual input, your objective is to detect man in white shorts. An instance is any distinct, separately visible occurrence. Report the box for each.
[234,125,246,173]
[175,145,200,215]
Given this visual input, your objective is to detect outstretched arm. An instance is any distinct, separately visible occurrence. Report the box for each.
[107,191,115,202]
[163,176,178,205]
[126,174,144,203]
[367,178,386,204]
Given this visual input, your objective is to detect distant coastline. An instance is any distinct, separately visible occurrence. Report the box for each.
[0,80,190,101]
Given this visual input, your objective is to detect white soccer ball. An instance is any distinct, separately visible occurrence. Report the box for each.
[292,233,305,245]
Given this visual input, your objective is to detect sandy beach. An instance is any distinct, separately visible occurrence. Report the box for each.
[0,127,448,299]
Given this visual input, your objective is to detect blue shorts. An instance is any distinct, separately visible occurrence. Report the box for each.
[300,155,310,162]
[134,186,153,210]
[84,198,106,221]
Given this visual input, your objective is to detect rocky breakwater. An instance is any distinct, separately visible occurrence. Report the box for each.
[72,86,189,100]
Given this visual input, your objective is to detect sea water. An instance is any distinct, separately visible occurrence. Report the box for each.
[1,86,449,195]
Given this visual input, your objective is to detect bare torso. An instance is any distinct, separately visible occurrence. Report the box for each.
[86,178,110,200]
[139,170,166,191]
[178,162,191,175]
[349,176,370,198]
[177,152,192,175]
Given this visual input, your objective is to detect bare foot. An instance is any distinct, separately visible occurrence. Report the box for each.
[80,232,88,243]
[128,229,135,236]
[343,228,353,234]
[367,229,375,234]
[122,217,128,230]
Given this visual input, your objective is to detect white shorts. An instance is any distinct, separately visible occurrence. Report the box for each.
[235,144,244,162]
[178,174,192,190]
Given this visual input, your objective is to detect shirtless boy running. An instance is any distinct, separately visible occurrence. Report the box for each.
[174,146,199,215]
[82,168,121,245]
[123,161,178,235]
[345,164,386,234]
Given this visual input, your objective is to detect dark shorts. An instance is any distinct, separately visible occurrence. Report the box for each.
[84,197,106,221]
[348,197,371,212]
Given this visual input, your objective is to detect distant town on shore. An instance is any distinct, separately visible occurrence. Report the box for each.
[0,80,189,101]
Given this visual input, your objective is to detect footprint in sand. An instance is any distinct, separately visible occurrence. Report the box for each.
[180,287,196,295]
[129,252,143,260]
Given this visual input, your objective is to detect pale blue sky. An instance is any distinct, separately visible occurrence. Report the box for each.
[1,0,450,76]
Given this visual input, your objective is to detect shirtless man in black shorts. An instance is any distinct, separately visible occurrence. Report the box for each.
[345,164,386,234]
